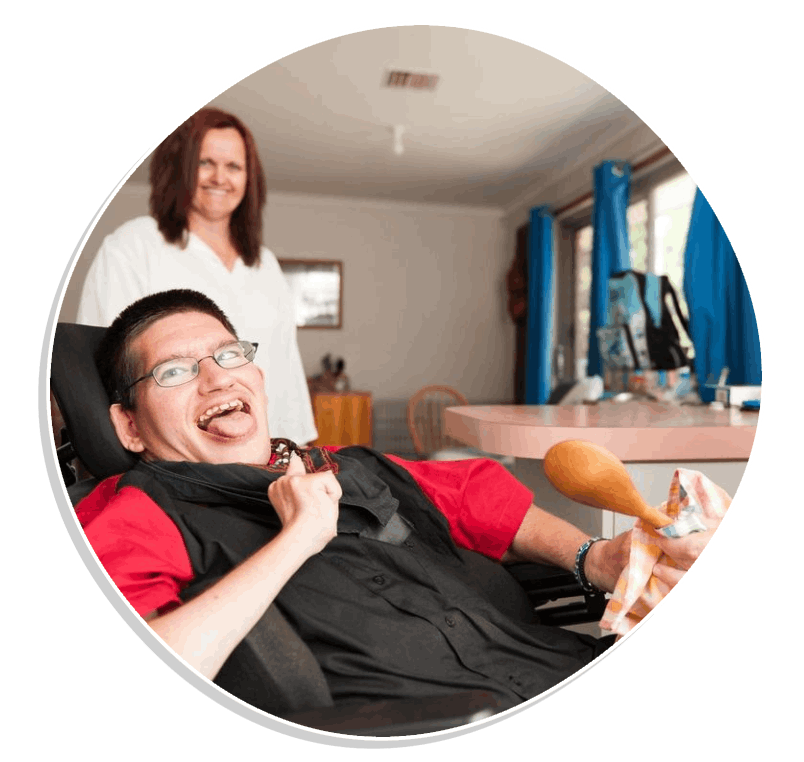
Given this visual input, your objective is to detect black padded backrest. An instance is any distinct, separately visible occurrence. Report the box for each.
[51,323,137,480]
[214,605,334,715]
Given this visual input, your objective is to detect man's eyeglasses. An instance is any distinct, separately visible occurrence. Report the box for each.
[122,340,258,395]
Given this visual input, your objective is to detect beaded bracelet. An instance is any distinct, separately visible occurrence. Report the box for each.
[574,536,604,594]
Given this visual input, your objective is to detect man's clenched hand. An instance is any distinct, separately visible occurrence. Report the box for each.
[268,453,341,555]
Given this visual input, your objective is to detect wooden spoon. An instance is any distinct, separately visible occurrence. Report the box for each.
[543,440,672,529]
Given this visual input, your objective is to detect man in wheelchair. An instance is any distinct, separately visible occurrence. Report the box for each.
[68,288,714,731]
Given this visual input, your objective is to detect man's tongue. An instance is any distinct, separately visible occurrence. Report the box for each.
[203,410,252,438]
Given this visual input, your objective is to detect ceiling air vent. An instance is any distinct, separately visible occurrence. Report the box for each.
[384,70,439,90]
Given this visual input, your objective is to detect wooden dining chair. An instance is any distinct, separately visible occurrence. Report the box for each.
[406,385,471,458]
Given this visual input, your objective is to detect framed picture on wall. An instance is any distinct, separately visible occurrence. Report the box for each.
[278,258,343,329]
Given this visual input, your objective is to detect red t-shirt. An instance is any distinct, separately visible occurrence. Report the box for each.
[76,454,532,618]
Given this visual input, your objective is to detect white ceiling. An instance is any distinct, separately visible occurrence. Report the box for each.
[130,26,644,209]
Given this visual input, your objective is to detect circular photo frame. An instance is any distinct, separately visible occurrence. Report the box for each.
[36,17,772,755]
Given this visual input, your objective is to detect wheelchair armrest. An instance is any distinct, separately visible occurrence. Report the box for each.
[505,561,582,602]
[281,690,501,736]
[505,562,608,627]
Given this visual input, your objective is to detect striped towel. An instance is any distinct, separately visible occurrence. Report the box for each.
[600,469,731,636]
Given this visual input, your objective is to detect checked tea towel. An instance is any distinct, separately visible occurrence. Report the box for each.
[600,468,731,636]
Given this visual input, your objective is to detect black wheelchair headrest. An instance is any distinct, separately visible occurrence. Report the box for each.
[51,323,137,480]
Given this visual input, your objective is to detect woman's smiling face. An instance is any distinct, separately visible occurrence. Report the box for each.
[190,127,248,224]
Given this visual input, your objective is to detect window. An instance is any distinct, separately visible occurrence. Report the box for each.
[573,170,696,375]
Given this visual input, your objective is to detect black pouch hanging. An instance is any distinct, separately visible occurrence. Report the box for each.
[607,270,691,371]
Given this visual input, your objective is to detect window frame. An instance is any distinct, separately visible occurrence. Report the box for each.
[555,156,691,380]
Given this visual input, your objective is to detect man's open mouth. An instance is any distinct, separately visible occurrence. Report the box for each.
[197,399,252,436]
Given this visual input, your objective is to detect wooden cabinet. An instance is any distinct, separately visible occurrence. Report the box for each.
[311,392,373,447]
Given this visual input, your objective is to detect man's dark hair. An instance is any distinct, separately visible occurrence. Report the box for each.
[149,107,267,266]
[96,289,238,410]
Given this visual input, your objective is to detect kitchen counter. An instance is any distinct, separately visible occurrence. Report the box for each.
[444,400,757,462]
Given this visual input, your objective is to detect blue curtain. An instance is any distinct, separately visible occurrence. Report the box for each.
[524,206,554,403]
[682,189,761,402]
[587,161,632,376]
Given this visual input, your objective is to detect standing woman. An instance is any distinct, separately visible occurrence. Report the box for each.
[78,108,317,444]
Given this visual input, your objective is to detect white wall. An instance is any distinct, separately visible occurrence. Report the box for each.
[60,187,515,403]
[265,193,512,400]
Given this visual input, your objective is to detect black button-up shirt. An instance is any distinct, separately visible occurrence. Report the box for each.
[127,448,611,709]
[276,521,608,707]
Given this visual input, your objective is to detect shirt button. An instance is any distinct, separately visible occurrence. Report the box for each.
[445,616,456,627]
[373,575,386,585]
[404,539,415,548]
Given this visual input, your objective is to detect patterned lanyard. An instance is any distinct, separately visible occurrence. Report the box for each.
[267,438,340,475]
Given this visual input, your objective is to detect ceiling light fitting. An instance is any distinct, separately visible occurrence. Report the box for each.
[392,125,406,156]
